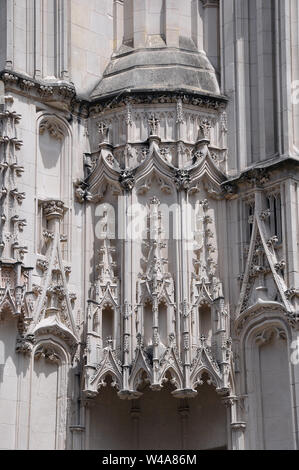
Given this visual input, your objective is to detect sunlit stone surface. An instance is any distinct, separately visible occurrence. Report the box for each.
[0,0,298,450]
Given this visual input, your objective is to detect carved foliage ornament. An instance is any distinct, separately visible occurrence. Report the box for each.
[119,170,135,192]
[40,119,65,141]
[42,200,65,220]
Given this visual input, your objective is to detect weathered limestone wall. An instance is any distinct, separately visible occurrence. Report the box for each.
[0,0,298,451]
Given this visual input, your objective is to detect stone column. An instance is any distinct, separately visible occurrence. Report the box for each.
[82,398,96,450]
[34,0,42,78]
[118,170,135,395]
[178,399,190,450]
[173,171,195,397]
[114,0,124,51]
[223,396,246,450]
[133,0,147,48]
[201,0,220,72]
[42,199,65,234]
[131,401,141,449]
[70,425,85,450]
[165,0,179,47]
[191,0,204,51]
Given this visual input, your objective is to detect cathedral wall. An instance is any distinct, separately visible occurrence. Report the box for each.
[138,387,181,450]
[88,386,134,450]
[0,308,74,450]
[188,383,227,450]
[221,0,299,172]
[70,0,114,96]
[0,0,8,71]
[87,384,228,450]
[4,94,86,310]
[0,316,20,449]
[290,0,299,153]
[0,0,299,452]
[243,320,296,450]
[29,354,59,449]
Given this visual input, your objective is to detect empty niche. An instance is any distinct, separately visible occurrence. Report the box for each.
[198,304,212,346]
[102,306,114,347]
[143,301,153,346]
[158,301,168,345]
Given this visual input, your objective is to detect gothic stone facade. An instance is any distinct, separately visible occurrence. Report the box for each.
[0,0,299,451]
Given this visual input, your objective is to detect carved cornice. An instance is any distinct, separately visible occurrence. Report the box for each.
[0,70,77,111]
[1,70,228,118]
[235,302,288,336]
[222,157,299,195]
[201,0,219,7]
[90,91,228,117]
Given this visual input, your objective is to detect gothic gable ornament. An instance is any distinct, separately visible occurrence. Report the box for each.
[236,210,294,329]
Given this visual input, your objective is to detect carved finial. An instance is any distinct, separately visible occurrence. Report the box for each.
[97,238,117,282]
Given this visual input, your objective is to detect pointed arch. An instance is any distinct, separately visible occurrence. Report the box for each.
[161,365,184,392]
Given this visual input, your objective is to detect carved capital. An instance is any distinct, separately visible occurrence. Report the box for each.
[42,200,65,221]
[119,170,135,192]
[174,170,191,191]
[74,179,92,203]
[16,334,35,355]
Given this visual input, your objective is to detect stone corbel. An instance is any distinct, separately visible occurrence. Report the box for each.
[36,258,49,272]
[0,187,8,198]
[10,163,25,177]
[0,110,21,123]
[0,137,23,149]
[174,170,191,191]
[10,188,26,204]
[16,333,35,355]
[119,169,136,192]
[42,199,65,221]
[74,179,92,203]
[11,215,27,231]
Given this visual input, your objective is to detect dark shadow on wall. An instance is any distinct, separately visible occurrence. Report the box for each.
[88,375,227,450]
